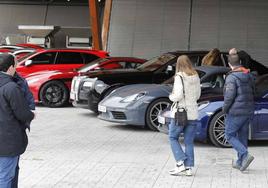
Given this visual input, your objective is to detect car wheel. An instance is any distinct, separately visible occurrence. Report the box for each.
[40,80,69,108]
[208,111,231,148]
[146,98,171,131]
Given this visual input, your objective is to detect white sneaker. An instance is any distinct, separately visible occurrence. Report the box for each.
[169,163,186,176]
[184,168,193,176]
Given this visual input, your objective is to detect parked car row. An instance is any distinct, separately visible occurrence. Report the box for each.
[2,45,267,148]
[69,50,268,148]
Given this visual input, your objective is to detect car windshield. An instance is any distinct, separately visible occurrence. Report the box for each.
[161,70,205,84]
[77,58,108,72]
[136,53,176,71]
[17,52,36,62]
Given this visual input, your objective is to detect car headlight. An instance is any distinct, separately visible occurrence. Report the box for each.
[94,80,109,94]
[121,92,146,103]
[198,101,209,110]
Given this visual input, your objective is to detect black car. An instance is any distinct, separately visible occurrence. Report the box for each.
[70,51,229,112]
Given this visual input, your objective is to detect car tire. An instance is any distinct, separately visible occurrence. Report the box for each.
[40,80,69,108]
[145,98,171,131]
[208,111,231,148]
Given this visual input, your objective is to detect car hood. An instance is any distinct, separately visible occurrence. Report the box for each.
[109,84,172,98]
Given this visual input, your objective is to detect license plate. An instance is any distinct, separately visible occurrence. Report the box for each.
[98,105,106,113]
[158,115,165,124]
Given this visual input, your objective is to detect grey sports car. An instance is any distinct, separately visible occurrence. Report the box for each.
[98,66,230,131]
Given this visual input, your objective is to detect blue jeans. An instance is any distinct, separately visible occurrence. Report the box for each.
[0,156,19,188]
[168,119,197,167]
[225,114,250,166]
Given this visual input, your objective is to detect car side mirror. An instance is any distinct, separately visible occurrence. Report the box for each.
[25,60,33,67]
[201,82,213,88]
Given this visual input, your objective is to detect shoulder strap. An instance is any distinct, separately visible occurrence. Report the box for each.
[179,75,185,99]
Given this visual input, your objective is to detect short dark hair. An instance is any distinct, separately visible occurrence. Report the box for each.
[228,54,240,66]
[0,53,15,72]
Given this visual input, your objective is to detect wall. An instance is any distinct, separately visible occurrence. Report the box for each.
[0,4,89,47]
[108,0,268,66]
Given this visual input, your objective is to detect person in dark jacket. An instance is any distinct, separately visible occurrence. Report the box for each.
[12,69,35,188]
[0,53,34,188]
[223,54,255,172]
[13,72,35,111]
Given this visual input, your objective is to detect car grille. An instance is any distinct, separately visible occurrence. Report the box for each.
[111,111,126,120]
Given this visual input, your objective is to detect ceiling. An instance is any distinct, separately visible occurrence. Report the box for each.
[0,0,92,5]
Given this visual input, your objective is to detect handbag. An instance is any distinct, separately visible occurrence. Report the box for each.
[174,75,188,126]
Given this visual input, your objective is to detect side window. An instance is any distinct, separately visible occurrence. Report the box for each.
[82,53,99,64]
[124,61,141,69]
[56,52,83,64]
[31,52,56,65]
[256,76,268,97]
[101,61,123,69]
[202,73,225,88]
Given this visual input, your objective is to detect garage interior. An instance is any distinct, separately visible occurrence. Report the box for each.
[0,0,267,65]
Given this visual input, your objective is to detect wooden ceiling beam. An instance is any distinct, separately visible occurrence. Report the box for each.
[102,0,112,51]
[88,0,102,50]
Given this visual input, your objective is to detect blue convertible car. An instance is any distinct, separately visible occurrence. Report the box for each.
[158,74,268,147]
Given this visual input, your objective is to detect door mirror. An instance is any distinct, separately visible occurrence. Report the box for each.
[201,82,213,88]
[25,60,33,67]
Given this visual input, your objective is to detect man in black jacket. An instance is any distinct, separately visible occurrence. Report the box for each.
[223,54,255,172]
[0,54,34,187]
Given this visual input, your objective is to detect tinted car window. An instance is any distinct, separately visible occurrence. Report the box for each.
[125,62,141,69]
[78,58,108,72]
[82,53,99,64]
[189,55,201,66]
[137,54,176,71]
[56,52,83,64]
[202,73,225,88]
[31,52,56,65]
[256,75,268,97]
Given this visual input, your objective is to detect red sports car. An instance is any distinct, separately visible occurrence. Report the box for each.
[16,48,109,77]
[25,57,146,107]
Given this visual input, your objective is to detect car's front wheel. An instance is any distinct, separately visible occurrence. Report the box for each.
[40,80,69,107]
[146,98,171,131]
[208,111,231,148]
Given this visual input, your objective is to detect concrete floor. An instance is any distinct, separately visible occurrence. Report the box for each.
[19,106,268,188]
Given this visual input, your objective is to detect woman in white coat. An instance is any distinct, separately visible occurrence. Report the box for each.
[168,55,201,176]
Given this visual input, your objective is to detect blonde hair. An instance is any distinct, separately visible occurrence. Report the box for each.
[176,55,197,76]
[201,48,220,66]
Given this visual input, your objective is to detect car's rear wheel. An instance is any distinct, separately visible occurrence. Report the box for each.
[208,111,231,148]
[40,80,69,107]
[146,98,171,131]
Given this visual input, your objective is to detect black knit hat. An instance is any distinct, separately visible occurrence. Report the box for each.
[0,53,15,72]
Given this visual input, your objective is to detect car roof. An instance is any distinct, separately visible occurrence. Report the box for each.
[34,48,108,53]
[105,57,146,60]
[168,50,228,56]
